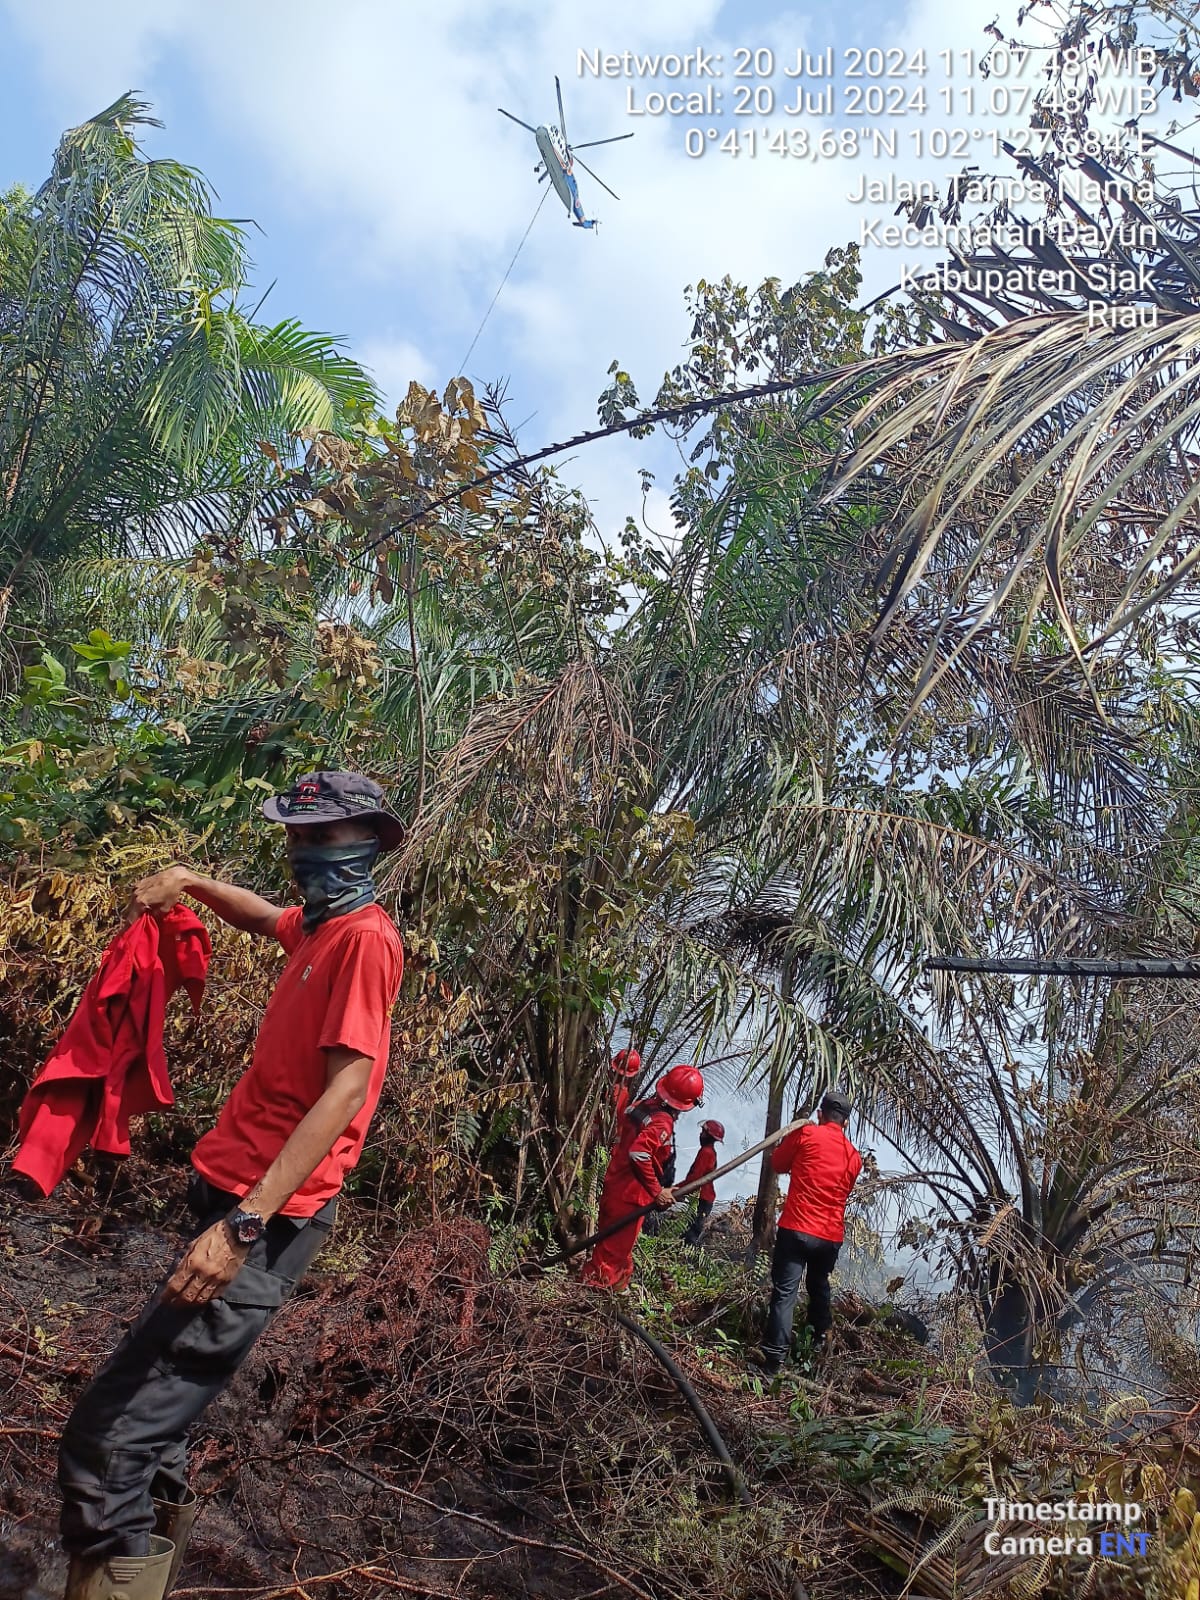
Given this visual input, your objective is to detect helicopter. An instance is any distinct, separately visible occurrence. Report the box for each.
[498,76,633,230]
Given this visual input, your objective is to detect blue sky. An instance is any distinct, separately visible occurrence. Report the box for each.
[0,0,1043,550]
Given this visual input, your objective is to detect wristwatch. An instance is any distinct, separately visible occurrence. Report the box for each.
[225,1208,266,1247]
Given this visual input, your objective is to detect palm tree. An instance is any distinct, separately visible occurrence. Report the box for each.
[797,0,1200,726]
[545,240,1200,1391]
[335,356,1148,1247]
[0,93,376,610]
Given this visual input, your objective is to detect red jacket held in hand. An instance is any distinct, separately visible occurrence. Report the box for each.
[11,908,210,1196]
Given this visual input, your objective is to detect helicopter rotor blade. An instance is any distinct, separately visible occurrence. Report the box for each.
[498,107,538,133]
[555,76,569,145]
[572,134,636,150]
[574,156,621,201]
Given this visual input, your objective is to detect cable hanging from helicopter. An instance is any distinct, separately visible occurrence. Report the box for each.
[498,75,633,231]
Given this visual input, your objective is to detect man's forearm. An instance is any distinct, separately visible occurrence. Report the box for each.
[240,1077,368,1220]
[628,1159,661,1200]
[130,863,283,934]
[178,870,282,936]
[165,1066,370,1307]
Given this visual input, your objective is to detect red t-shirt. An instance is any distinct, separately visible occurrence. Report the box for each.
[684,1143,718,1203]
[192,903,404,1216]
[771,1122,862,1243]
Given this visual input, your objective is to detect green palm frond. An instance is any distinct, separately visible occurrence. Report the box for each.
[142,314,243,468]
[235,316,380,436]
[55,555,226,660]
[0,92,379,597]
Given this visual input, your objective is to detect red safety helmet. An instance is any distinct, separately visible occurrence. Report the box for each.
[655,1064,705,1111]
[611,1048,641,1078]
[700,1119,725,1141]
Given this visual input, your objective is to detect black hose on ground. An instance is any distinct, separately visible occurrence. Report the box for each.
[612,1309,752,1509]
[522,1123,818,1595]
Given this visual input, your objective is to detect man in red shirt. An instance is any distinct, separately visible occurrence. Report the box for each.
[753,1088,862,1375]
[56,772,405,1600]
[682,1119,723,1246]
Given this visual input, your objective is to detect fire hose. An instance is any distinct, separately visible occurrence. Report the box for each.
[534,1115,809,1270]
[511,1118,823,1594]
[613,1309,752,1507]
[555,1118,812,1578]
[501,1115,825,1593]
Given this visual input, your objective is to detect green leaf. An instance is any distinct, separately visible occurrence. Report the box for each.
[71,630,131,662]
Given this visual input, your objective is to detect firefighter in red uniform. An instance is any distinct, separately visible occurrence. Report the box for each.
[609,1048,641,1128]
[580,1064,705,1291]
[682,1119,723,1246]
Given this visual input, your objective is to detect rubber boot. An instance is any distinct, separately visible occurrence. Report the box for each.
[63,1536,175,1600]
[152,1491,197,1595]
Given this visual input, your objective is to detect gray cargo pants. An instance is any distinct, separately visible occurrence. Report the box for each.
[58,1173,334,1559]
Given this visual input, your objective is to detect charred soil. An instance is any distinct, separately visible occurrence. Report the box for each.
[0,1168,1158,1600]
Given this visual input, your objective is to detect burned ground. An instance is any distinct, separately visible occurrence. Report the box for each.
[0,1165,939,1600]
[2,1166,1194,1600]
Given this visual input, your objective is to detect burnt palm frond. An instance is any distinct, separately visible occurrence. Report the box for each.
[819,312,1200,721]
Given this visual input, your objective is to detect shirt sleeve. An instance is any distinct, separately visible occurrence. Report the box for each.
[770,1127,805,1175]
[275,906,305,955]
[627,1117,670,1198]
[847,1146,864,1190]
[317,928,404,1059]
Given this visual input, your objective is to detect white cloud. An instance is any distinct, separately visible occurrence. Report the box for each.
[0,0,189,110]
[358,335,438,406]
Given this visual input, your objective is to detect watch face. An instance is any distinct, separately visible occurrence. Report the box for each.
[230,1211,264,1245]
